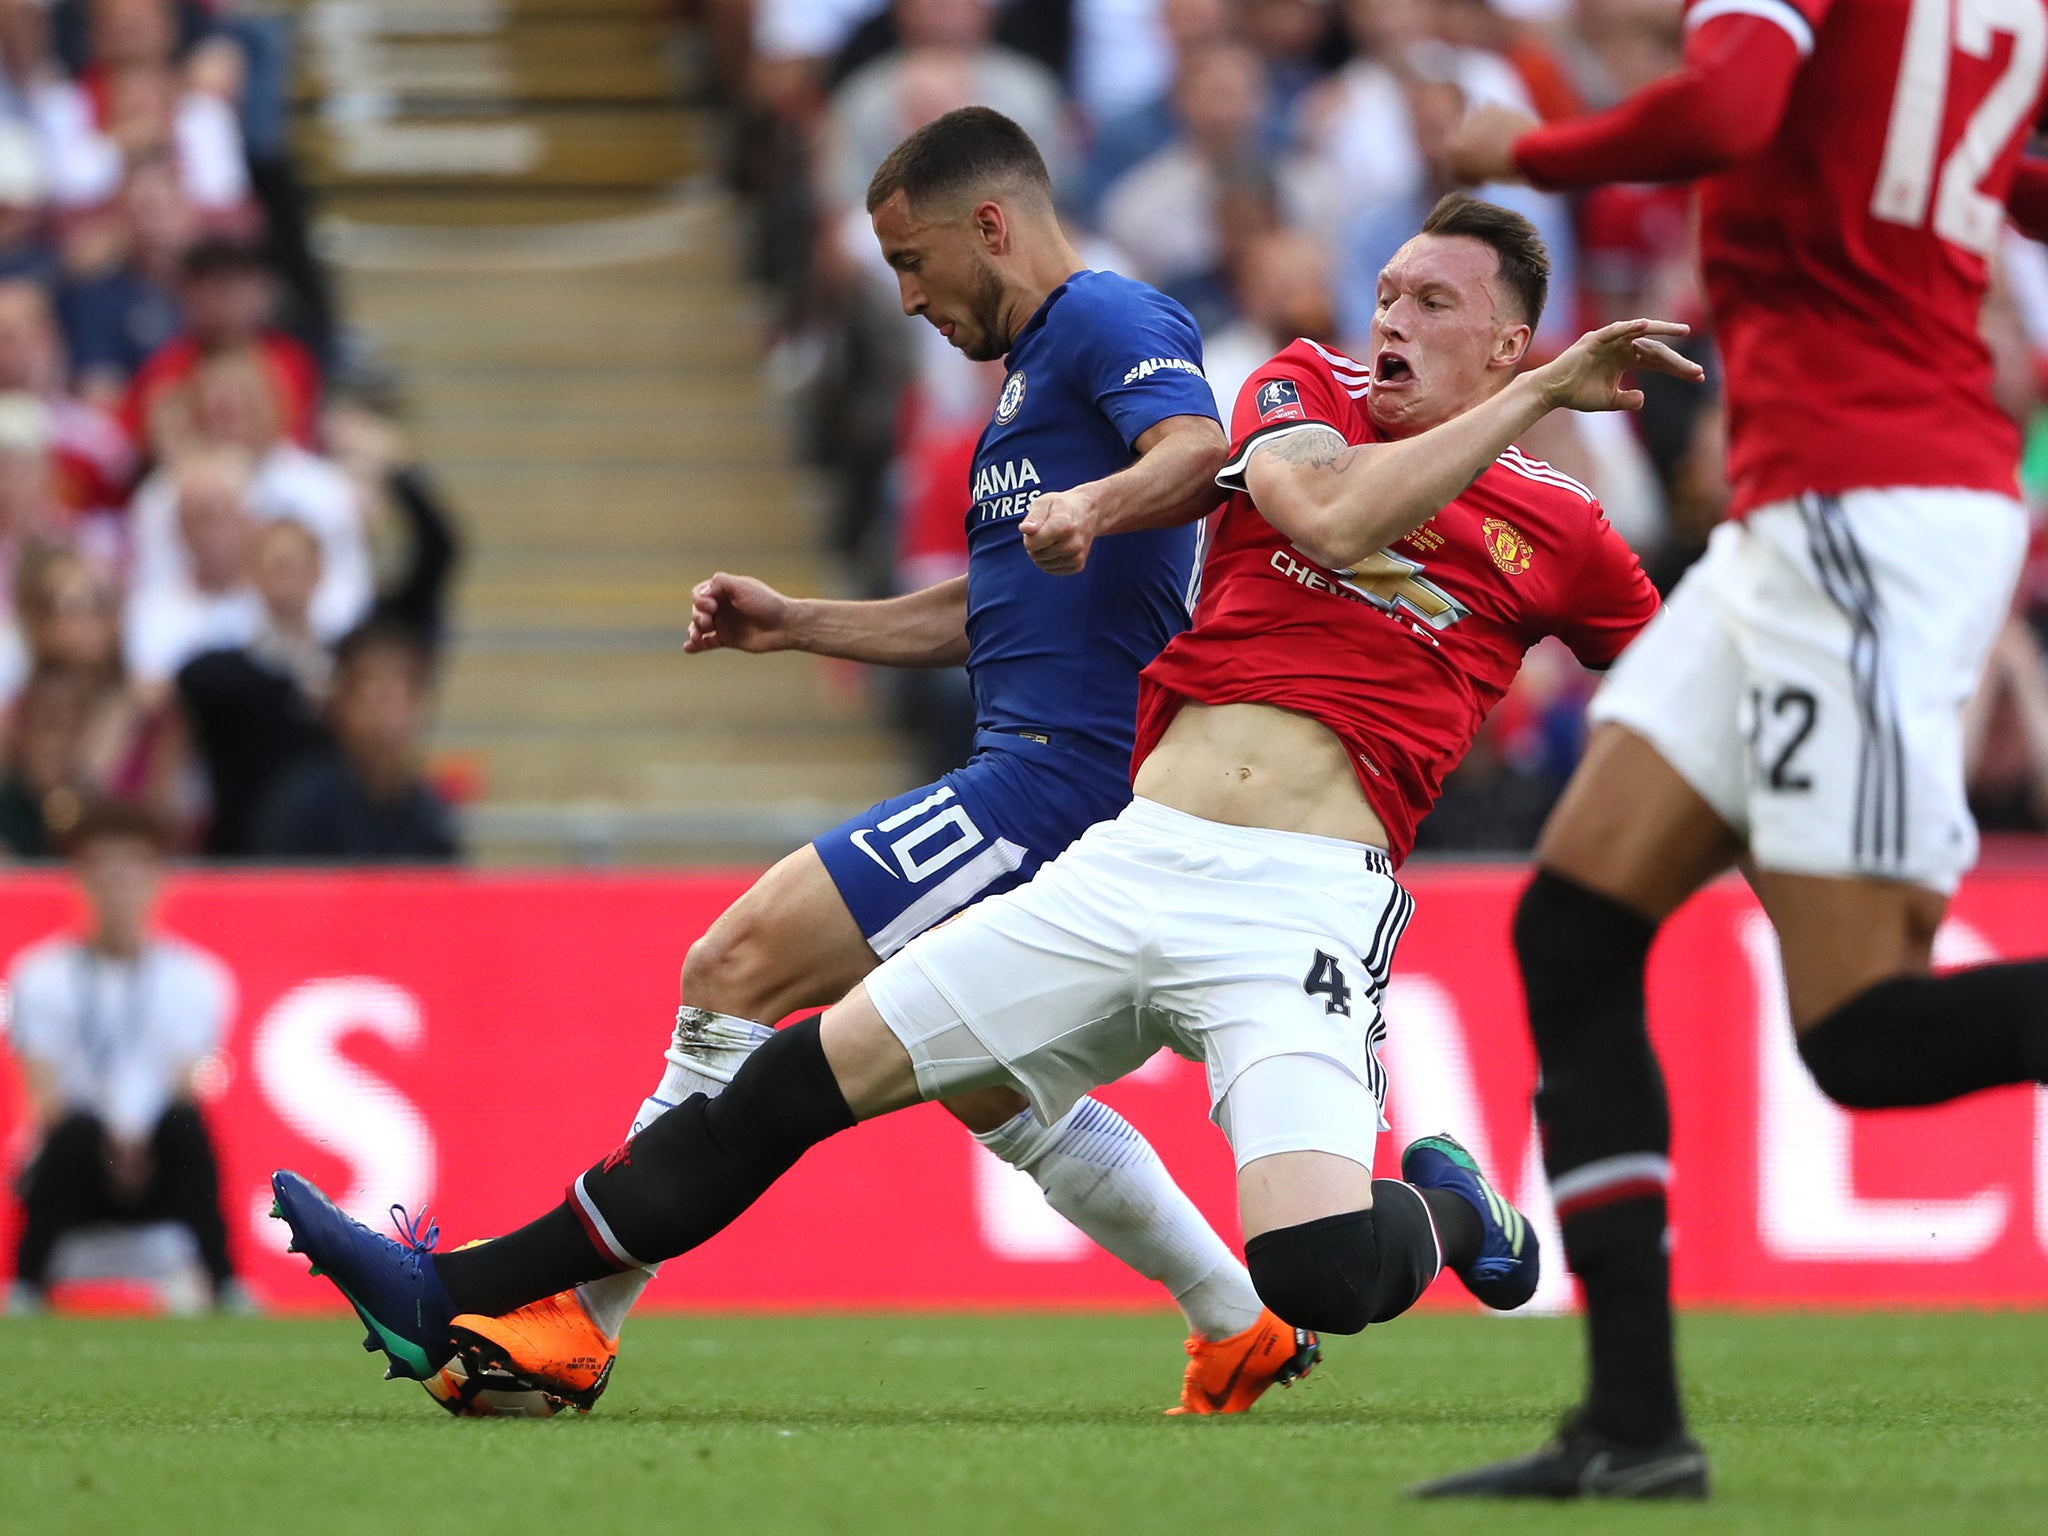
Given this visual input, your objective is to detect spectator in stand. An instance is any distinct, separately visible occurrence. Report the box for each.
[56,153,193,405]
[0,541,186,853]
[818,0,1069,215]
[1242,0,1337,124]
[1098,41,1310,325]
[0,0,50,124]
[1297,0,1576,350]
[33,0,250,220]
[176,517,327,857]
[1068,0,1180,131]
[3,799,249,1313]
[131,350,369,652]
[0,279,133,522]
[250,617,458,863]
[0,392,65,694]
[0,118,52,282]
[122,445,258,683]
[1201,225,1336,420]
[1435,0,1586,121]
[0,664,90,853]
[126,237,321,451]
[323,388,463,655]
[1075,0,1234,222]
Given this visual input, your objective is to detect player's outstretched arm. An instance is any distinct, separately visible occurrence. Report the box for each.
[1020,413,1228,575]
[684,571,969,667]
[1447,15,1802,189]
[1247,319,1703,569]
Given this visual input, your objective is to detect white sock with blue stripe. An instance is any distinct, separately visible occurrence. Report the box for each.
[574,1009,774,1337]
[976,1099,1264,1342]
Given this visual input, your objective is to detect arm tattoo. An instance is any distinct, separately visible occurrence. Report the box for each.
[1255,426,1355,471]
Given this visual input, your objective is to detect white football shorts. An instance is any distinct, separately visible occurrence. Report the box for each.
[1589,488,2027,894]
[864,796,1411,1173]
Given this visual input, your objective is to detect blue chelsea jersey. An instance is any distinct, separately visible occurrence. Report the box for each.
[964,269,1217,770]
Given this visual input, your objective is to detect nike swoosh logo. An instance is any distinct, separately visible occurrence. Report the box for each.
[849,829,898,878]
[1201,1350,1256,1410]
[1579,1450,1706,1496]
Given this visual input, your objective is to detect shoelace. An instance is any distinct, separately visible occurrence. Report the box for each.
[388,1204,441,1263]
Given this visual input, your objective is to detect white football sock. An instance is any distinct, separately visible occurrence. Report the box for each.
[574,1008,775,1337]
[975,1097,1264,1342]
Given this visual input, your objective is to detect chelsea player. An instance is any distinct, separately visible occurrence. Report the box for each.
[413,108,1318,1419]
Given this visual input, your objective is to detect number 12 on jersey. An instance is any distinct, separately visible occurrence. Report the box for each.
[1872,0,2048,255]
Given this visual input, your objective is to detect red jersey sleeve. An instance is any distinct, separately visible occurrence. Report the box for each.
[1513,12,1805,189]
[1216,341,1358,492]
[1552,503,1660,668]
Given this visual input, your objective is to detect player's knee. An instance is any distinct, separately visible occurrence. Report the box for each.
[1244,1210,1381,1335]
[680,922,771,1018]
[1797,978,1918,1108]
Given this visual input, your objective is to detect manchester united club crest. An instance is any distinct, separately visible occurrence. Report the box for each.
[995,371,1027,425]
[1482,517,1533,575]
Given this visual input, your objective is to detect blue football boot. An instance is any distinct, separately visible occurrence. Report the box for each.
[270,1170,457,1380]
[1401,1133,1541,1310]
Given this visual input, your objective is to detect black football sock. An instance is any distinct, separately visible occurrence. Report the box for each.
[1565,1194,1681,1447]
[435,1017,856,1319]
[1517,868,1685,1447]
[433,1205,601,1319]
[1416,1185,1481,1273]
[1798,961,2048,1107]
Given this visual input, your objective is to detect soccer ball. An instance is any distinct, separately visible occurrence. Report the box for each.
[423,1350,568,1419]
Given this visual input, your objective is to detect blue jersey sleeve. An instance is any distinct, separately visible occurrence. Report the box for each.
[1072,280,1220,449]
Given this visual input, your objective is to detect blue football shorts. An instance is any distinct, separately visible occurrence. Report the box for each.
[814,739,1129,959]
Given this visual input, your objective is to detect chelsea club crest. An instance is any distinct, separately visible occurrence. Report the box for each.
[995,371,1027,425]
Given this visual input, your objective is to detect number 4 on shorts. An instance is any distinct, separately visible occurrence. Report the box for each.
[1304,950,1353,1017]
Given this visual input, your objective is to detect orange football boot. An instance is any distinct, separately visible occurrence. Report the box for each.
[426,1282,619,1417]
[1165,1307,1320,1415]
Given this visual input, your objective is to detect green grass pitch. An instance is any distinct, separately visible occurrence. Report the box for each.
[2,1310,2043,1535]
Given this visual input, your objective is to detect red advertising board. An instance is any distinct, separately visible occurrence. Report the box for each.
[0,866,2042,1313]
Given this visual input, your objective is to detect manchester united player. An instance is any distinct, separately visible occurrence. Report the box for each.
[267,196,1702,1407]
[1428,0,2048,1499]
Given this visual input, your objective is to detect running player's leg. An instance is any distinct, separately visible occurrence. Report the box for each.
[1420,542,1749,1495]
[1739,491,2048,1105]
[1520,722,1738,1457]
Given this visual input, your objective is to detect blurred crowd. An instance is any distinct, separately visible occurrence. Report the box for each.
[710,0,2048,850]
[0,0,460,865]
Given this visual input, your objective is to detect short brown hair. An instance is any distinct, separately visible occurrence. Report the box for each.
[865,106,1052,216]
[1420,192,1549,329]
[65,798,171,856]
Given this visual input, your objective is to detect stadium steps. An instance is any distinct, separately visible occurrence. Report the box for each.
[290,0,916,862]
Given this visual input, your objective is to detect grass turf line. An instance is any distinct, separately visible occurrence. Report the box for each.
[1,1310,2043,1535]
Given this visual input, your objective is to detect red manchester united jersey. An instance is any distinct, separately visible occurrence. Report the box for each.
[1135,340,1660,864]
[1690,0,2048,515]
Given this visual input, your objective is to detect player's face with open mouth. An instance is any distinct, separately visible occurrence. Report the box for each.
[871,190,1012,363]
[1366,234,1527,438]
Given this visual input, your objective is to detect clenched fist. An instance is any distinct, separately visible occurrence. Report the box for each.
[684,572,798,654]
[1020,489,1101,575]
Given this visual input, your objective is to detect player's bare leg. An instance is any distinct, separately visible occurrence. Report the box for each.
[1535,725,1742,921]
[1748,870,1944,1028]
[1748,867,2048,1104]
